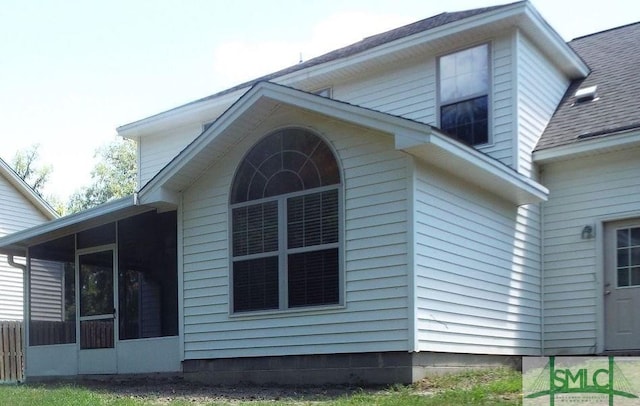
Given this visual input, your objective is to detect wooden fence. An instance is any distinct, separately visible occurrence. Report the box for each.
[0,321,23,382]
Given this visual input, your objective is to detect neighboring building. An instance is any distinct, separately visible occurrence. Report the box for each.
[0,158,58,320]
[0,0,638,383]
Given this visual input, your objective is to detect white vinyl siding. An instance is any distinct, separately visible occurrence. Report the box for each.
[0,257,24,320]
[0,172,50,320]
[333,57,435,124]
[414,160,541,355]
[542,147,640,354]
[480,35,515,167]
[181,117,411,360]
[516,32,570,178]
[29,259,64,322]
[138,123,203,186]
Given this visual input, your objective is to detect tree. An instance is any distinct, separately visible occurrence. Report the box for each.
[11,144,52,195]
[67,139,137,213]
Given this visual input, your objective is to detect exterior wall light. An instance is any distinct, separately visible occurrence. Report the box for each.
[581,225,595,239]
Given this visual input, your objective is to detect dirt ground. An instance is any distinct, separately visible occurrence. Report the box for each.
[38,375,379,404]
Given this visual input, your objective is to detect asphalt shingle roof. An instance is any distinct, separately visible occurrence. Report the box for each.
[536,22,640,151]
[180,2,522,107]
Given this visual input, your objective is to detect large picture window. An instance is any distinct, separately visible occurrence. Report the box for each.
[439,44,489,146]
[230,128,341,313]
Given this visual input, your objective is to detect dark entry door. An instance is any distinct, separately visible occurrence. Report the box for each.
[77,247,117,373]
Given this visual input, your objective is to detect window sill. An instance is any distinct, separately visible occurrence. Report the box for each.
[228,303,346,320]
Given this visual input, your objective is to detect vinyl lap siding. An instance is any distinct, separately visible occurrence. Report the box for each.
[0,174,49,235]
[542,148,640,354]
[0,173,50,320]
[181,120,411,360]
[516,32,569,177]
[29,259,64,321]
[479,35,515,168]
[0,258,23,320]
[414,161,541,355]
[139,123,203,186]
[334,58,435,124]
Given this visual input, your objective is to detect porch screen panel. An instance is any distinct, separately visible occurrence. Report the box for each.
[118,211,178,340]
[28,235,76,346]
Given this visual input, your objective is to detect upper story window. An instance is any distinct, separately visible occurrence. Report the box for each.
[230,128,341,313]
[439,44,489,146]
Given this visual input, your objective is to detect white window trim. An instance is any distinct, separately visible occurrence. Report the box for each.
[227,129,345,316]
[436,42,493,147]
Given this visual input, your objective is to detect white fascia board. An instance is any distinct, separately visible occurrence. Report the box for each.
[139,186,180,209]
[533,130,640,163]
[0,159,58,220]
[0,195,148,256]
[520,4,589,78]
[398,131,549,205]
[116,88,248,139]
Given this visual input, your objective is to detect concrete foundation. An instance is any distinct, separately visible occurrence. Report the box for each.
[183,351,522,385]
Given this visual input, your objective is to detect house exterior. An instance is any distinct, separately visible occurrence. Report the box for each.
[0,158,57,321]
[0,0,638,383]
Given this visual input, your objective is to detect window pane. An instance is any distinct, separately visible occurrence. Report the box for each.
[618,248,629,267]
[617,229,629,248]
[233,256,279,312]
[264,171,304,197]
[632,247,640,266]
[321,190,339,244]
[248,132,282,168]
[441,96,488,145]
[631,267,640,286]
[631,227,640,246]
[312,141,340,186]
[288,189,338,249]
[231,129,339,204]
[233,202,278,257]
[230,160,253,204]
[288,248,339,307]
[282,129,319,156]
[618,267,629,287]
[439,44,488,103]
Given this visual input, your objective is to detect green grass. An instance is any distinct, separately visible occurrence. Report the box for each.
[0,367,522,405]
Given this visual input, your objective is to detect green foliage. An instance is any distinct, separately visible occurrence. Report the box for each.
[11,144,52,195]
[67,139,136,214]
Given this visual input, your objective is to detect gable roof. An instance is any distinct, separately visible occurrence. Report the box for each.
[118,0,587,137]
[138,81,548,209]
[0,157,58,220]
[181,2,521,106]
[536,22,640,154]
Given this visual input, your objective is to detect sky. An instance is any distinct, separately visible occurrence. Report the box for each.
[0,0,637,203]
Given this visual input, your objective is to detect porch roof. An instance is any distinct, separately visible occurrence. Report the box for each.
[0,195,153,257]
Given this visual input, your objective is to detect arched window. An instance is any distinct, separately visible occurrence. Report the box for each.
[230,128,341,312]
